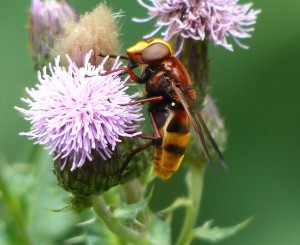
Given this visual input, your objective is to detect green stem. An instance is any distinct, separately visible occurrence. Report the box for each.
[122,179,148,228]
[122,179,144,204]
[182,39,209,104]
[0,166,32,245]
[175,165,205,245]
[174,37,210,245]
[92,195,145,245]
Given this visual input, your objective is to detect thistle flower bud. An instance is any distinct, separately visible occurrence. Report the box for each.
[54,138,151,196]
[28,0,77,70]
[186,95,227,165]
[202,95,227,155]
[54,146,124,196]
[53,3,121,68]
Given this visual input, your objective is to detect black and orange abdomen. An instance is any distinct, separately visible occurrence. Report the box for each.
[152,106,190,179]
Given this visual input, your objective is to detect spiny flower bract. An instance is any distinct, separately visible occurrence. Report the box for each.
[134,0,261,52]
[16,51,144,171]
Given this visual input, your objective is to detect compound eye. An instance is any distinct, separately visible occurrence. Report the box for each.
[141,43,171,64]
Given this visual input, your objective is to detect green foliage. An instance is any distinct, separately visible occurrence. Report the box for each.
[64,217,120,245]
[112,188,153,221]
[156,197,191,219]
[148,213,171,245]
[193,218,253,243]
[88,185,173,245]
[0,147,76,245]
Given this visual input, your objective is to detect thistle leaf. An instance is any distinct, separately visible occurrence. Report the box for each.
[193,217,253,242]
[156,197,191,218]
[149,214,171,245]
[112,188,153,220]
[44,205,71,213]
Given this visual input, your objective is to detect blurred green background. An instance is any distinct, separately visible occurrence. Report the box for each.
[1,0,300,244]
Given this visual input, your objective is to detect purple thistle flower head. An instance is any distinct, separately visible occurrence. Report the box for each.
[29,0,77,69]
[16,51,144,171]
[134,0,261,53]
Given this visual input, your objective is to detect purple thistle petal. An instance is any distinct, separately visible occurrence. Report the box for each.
[16,51,144,171]
[134,0,261,53]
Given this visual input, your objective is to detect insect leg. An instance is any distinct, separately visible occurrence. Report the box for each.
[136,110,162,140]
[101,65,144,83]
[122,96,164,140]
[119,141,152,181]
[148,110,161,139]
[99,53,129,60]
[138,134,159,140]
[121,96,163,106]
[119,109,163,179]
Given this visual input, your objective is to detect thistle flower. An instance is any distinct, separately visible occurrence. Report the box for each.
[16,51,144,171]
[29,0,77,69]
[134,0,261,52]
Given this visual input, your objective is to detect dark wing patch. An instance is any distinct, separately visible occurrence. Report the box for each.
[193,108,228,170]
[170,81,227,169]
[170,81,212,165]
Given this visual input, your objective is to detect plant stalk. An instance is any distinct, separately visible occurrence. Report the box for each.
[92,195,146,245]
[175,164,205,245]
[122,179,148,228]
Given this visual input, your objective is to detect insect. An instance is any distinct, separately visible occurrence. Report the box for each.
[102,38,226,179]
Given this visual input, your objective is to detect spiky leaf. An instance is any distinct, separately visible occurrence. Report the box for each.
[193,218,253,243]
[149,213,171,245]
[112,188,153,221]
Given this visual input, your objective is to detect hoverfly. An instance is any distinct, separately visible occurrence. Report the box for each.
[102,38,226,179]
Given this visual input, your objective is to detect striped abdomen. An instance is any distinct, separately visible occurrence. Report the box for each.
[152,106,190,179]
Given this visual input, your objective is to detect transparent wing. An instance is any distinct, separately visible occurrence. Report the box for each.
[170,81,227,169]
